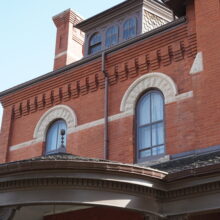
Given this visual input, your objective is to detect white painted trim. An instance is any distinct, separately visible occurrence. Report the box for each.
[68,110,133,134]
[175,91,193,102]
[144,1,173,22]
[55,50,83,62]
[120,72,178,113]
[10,138,42,151]
[34,105,77,141]
[10,111,133,152]
[190,52,204,75]
[109,110,133,122]
[68,118,104,134]
[55,51,68,59]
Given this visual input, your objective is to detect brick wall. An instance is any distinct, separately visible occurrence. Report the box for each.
[1,0,220,164]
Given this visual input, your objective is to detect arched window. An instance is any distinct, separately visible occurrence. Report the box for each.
[136,90,165,162]
[123,17,137,40]
[89,32,102,55]
[105,26,118,48]
[45,119,67,154]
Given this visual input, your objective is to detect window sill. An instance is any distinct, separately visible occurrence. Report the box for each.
[45,147,66,155]
[136,154,170,167]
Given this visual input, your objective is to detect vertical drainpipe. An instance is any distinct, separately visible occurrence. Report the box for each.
[102,51,109,160]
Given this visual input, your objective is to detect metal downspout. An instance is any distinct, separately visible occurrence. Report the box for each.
[102,51,109,160]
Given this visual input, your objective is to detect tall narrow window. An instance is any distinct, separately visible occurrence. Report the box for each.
[123,17,137,40]
[105,26,118,48]
[136,90,165,162]
[89,32,102,55]
[45,119,67,154]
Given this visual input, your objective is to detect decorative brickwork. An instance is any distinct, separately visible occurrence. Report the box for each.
[53,9,83,27]
[2,1,220,219]
[120,72,193,113]
[34,105,77,141]
[0,0,203,164]
[120,72,177,112]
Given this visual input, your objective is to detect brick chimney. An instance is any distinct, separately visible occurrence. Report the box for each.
[53,9,84,70]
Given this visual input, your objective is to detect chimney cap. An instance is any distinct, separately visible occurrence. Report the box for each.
[53,9,84,27]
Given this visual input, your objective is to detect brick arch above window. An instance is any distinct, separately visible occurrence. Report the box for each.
[120,72,178,113]
[34,105,77,141]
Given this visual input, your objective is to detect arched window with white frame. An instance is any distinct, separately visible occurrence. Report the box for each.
[136,90,165,162]
[45,119,67,154]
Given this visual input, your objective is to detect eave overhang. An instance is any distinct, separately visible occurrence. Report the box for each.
[0,17,186,102]
[0,154,167,215]
[75,0,172,32]
[162,0,186,17]
[2,154,220,217]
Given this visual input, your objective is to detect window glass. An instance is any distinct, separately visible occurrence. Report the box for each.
[105,26,118,48]
[123,17,137,40]
[89,32,102,54]
[151,92,163,122]
[138,126,151,149]
[138,94,150,126]
[46,119,67,154]
[136,90,165,161]
[152,122,164,146]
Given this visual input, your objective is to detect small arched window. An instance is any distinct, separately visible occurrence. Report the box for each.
[105,26,119,48]
[123,17,137,40]
[45,119,67,154]
[136,90,165,162]
[89,32,102,55]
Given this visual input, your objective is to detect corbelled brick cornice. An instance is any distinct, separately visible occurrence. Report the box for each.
[53,9,83,27]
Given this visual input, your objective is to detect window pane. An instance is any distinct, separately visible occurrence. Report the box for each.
[46,119,67,153]
[112,34,117,45]
[158,145,165,154]
[57,120,67,149]
[90,44,102,54]
[152,145,165,156]
[89,33,102,54]
[106,26,118,47]
[140,149,151,158]
[136,90,165,161]
[90,33,101,46]
[152,147,158,156]
[151,92,163,122]
[130,27,135,37]
[46,122,58,151]
[138,94,150,126]
[138,126,151,149]
[123,17,137,40]
[152,122,164,146]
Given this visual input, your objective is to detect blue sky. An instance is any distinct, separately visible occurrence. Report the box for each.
[0,0,124,129]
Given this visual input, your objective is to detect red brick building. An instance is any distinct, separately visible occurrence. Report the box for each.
[1,0,220,219]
